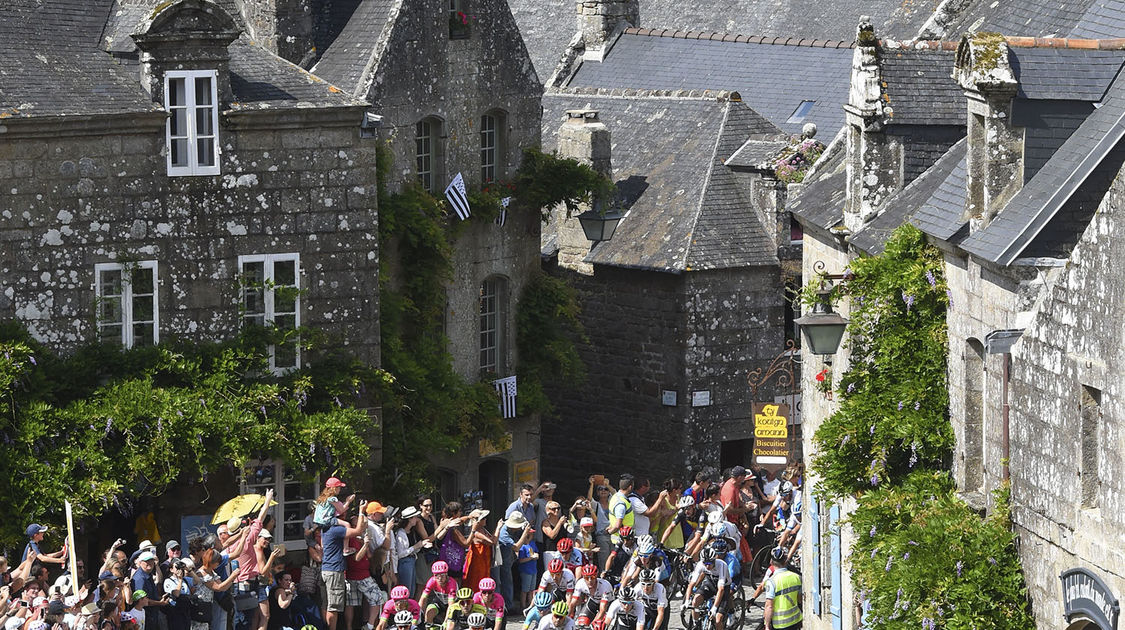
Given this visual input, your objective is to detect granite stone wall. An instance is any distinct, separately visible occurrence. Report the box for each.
[0,109,380,364]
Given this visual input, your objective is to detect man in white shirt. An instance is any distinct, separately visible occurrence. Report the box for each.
[627,480,664,538]
[604,588,644,630]
[683,548,729,630]
[569,565,612,620]
[635,570,668,630]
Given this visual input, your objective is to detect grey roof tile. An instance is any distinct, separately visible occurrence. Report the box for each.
[229,38,367,109]
[543,93,782,271]
[908,138,968,241]
[568,33,853,136]
[1010,48,1125,101]
[787,147,847,231]
[310,0,398,95]
[1,46,157,117]
[947,0,1098,38]
[100,0,246,53]
[724,139,789,168]
[1,0,116,50]
[509,0,945,81]
[961,72,1125,264]
[881,49,963,125]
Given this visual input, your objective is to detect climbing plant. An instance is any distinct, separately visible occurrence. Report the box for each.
[808,224,1033,629]
[0,323,384,548]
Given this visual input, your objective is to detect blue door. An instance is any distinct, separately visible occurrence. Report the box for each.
[809,492,821,615]
[829,504,842,630]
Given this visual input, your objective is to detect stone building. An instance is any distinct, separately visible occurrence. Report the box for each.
[308,0,545,510]
[1,0,378,551]
[791,20,1125,630]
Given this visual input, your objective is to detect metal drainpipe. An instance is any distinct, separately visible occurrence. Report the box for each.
[986,329,1023,483]
[1002,352,1010,482]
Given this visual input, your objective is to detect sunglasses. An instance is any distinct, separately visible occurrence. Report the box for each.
[552,614,567,620]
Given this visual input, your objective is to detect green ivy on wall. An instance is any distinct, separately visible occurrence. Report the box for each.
[809,225,1033,629]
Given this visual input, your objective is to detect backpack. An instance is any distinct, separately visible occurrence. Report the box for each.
[313,501,337,527]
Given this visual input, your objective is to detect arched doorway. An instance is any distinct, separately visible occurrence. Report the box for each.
[1065,616,1100,630]
[479,459,510,525]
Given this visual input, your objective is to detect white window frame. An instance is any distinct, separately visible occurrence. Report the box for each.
[480,113,497,183]
[238,253,301,374]
[417,119,435,192]
[164,69,221,177]
[239,460,320,552]
[479,275,507,374]
[786,100,816,124]
[94,261,160,348]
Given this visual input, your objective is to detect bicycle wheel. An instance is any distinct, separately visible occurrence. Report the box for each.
[749,544,775,587]
[728,585,746,630]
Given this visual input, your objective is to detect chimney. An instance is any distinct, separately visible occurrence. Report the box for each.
[554,108,612,274]
[578,0,639,61]
[841,17,902,234]
[233,0,315,66]
[954,32,1022,231]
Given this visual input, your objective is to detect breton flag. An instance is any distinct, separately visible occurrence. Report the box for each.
[445,172,471,220]
[496,197,511,227]
[493,375,517,419]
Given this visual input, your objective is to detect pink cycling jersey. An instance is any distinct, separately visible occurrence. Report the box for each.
[423,576,459,602]
[380,600,421,620]
[473,592,506,619]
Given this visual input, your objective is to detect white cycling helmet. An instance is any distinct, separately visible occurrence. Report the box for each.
[779,481,794,497]
[706,510,724,524]
[707,522,725,538]
[393,611,414,627]
[637,535,656,554]
[676,495,695,509]
[466,613,487,628]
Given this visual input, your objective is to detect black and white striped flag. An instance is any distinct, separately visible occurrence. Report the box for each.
[496,197,511,227]
[445,172,470,220]
[493,375,517,418]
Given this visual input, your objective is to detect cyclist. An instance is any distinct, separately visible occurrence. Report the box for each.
[621,536,669,587]
[472,578,505,630]
[523,592,555,630]
[762,548,801,630]
[570,564,613,620]
[603,527,635,585]
[603,586,644,630]
[465,612,488,630]
[659,495,699,551]
[443,588,485,630]
[707,538,741,591]
[574,615,593,630]
[758,482,794,532]
[538,559,576,603]
[683,547,729,630]
[775,490,802,565]
[419,561,458,624]
[635,570,667,630]
[393,610,417,630]
[377,586,421,630]
[536,601,575,630]
[547,538,583,573]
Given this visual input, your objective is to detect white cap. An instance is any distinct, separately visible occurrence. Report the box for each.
[258,529,273,539]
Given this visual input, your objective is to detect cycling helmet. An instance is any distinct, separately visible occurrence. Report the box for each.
[779,481,794,497]
[709,537,729,553]
[457,588,474,601]
[770,547,787,563]
[393,611,414,627]
[391,586,410,601]
[557,538,575,553]
[534,591,555,609]
[616,586,635,602]
[636,535,656,555]
[619,526,633,538]
[580,564,598,577]
[707,522,725,538]
[548,558,564,573]
[301,626,319,630]
[575,616,592,629]
[700,547,719,562]
[591,621,607,630]
[676,495,695,509]
[431,560,448,574]
[638,569,658,584]
[466,613,487,629]
[794,501,802,516]
[551,601,570,617]
[706,510,724,525]
[478,578,496,592]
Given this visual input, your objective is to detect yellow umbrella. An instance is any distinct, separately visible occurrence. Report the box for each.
[212,494,278,525]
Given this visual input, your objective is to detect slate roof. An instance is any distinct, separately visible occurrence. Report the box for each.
[1010,48,1125,101]
[945,0,1125,39]
[961,72,1125,265]
[853,137,966,254]
[786,145,847,232]
[543,92,783,271]
[2,0,115,50]
[101,0,247,53]
[0,47,159,118]
[725,140,789,169]
[228,39,367,110]
[881,48,963,125]
[909,139,968,241]
[508,0,946,82]
[566,31,853,136]
[310,0,398,96]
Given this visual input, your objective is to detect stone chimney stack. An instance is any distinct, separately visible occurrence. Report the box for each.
[842,17,902,234]
[578,0,639,61]
[553,108,612,273]
[954,33,1022,231]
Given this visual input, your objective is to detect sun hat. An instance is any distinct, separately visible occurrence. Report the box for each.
[131,590,147,603]
[165,540,180,552]
[503,512,529,529]
[226,517,243,535]
[137,540,155,551]
[400,506,420,520]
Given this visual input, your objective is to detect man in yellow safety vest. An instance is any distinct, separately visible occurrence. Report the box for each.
[607,474,635,544]
[763,547,802,630]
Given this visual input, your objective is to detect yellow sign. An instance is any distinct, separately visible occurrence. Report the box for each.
[754,404,788,438]
[514,459,538,484]
[479,431,513,457]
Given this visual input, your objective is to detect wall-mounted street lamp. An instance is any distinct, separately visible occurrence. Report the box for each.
[795,262,848,355]
[577,207,624,242]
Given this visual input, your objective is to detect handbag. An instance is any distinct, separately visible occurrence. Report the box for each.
[233,589,259,612]
[438,531,466,573]
[187,595,211,623]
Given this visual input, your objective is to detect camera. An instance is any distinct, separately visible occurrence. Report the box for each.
[174,561,185,571]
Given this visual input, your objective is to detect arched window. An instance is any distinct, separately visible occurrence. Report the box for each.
[479,275,509,374]
[480,110,507,183]
[416,116,444,192]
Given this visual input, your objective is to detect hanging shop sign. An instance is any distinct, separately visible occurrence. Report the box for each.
[752,402,790,465]
[1061,567,1120,630]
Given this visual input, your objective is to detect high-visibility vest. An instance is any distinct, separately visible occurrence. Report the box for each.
[609,491,634,541]
[769,569,803,629]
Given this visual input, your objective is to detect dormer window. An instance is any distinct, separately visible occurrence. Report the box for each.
[449,0,471,39]
[165,70,220,176]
